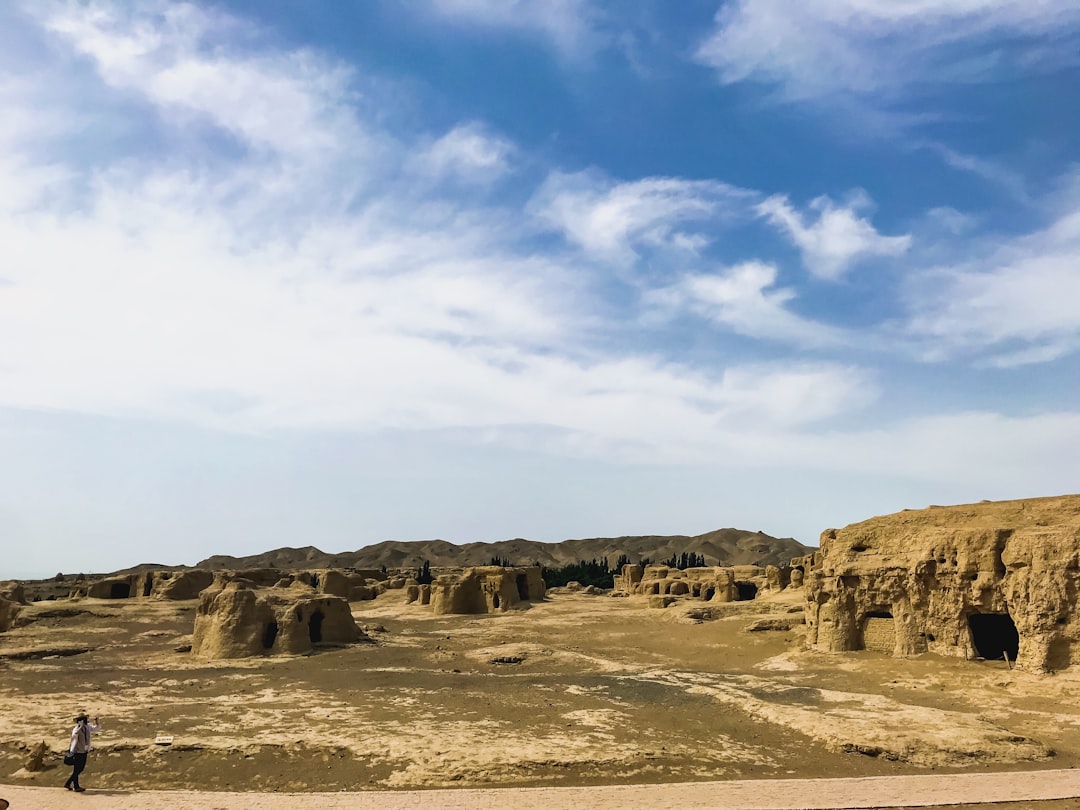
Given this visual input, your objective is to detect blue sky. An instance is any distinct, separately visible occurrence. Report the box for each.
[1,0,1078,577]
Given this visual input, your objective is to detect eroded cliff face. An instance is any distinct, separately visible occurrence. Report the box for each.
[804,495,1080,673]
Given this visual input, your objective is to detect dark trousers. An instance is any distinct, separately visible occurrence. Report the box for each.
[65,752,87,788]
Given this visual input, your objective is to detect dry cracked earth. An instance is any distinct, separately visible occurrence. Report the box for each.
[2,587,1080,796]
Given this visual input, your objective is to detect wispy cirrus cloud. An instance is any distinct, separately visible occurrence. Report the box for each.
[409,0,602,57]
[531,169,754,265]
[42,2,371,161]
[696,0,1080,103]
[408,122,516,185]
[758,193,911,280]
[904,200,1080,367]
[650,262,845,348]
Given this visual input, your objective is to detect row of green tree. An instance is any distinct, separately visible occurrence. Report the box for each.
[536,551,708,588]
[663,552,708,569]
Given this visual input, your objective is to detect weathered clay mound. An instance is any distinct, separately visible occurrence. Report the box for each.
[84,576,138,599]
[0,582,27,605]
[191,579,366,659]
[805,494,1080,672]
[430,566,545,615]
[150,570,215,600]
[0,596,21,632]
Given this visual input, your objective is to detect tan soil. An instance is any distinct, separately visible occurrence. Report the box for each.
[2,771,1080,809]
[2,588,1080,803]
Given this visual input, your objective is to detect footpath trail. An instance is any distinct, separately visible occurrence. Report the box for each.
[3,769,1080,810]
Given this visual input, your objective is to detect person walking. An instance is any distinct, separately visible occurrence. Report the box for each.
[64,713,100,792]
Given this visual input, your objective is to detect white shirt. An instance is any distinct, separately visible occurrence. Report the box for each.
[69,722,99,754]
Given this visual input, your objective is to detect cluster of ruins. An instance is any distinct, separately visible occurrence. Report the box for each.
[0,563,550,659]
[2,495,1077,671]
[612,562,797,606]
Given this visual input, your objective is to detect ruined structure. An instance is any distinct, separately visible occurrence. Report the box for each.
[65,566,388,603]
[150,570,216,600]
[0,582,27,605]
[804,495,1080,673]
[0,595,20,632]
[430,566,545,615]
[614,564,775,603]
[191,577,366,659]
[73,570,215,600]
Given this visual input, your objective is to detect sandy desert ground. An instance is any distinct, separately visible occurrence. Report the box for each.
[3,586,1080,806]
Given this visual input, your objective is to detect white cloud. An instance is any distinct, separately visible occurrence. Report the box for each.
[408,122,514,184]
[785,411,1080,491]
[758,193,911,280]
[696,0,1080,102]
[532,170,753,264]
[653,262,844,347]
[414,0,601,57]
[41,3,370,161]
[904,205,1080,365]
[922,143,1030,202]
[0,0,875,466]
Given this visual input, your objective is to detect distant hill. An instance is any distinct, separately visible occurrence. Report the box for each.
[194,529,811,572]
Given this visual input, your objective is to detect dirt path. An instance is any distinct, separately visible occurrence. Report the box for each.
[3,768,1080,810]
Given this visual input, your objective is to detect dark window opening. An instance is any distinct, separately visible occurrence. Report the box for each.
[516,574,529,601]
[866,610,893,619]
[793,565,805,573]
[850,544,869,552]
[968,613,1019,661]
[308,611,324,644]
[262,621,279,650]
[310,573,320,590]
[142,575,153,597]
[841,576,859,589]
[492,594,501,609]
[109,583,131,599]
[735,582,758,601]
[703,586,715,601]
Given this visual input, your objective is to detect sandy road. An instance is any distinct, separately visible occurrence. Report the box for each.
[3,769,1080,810]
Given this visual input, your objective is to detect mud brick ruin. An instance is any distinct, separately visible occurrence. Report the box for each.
[803,495,1080,673]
